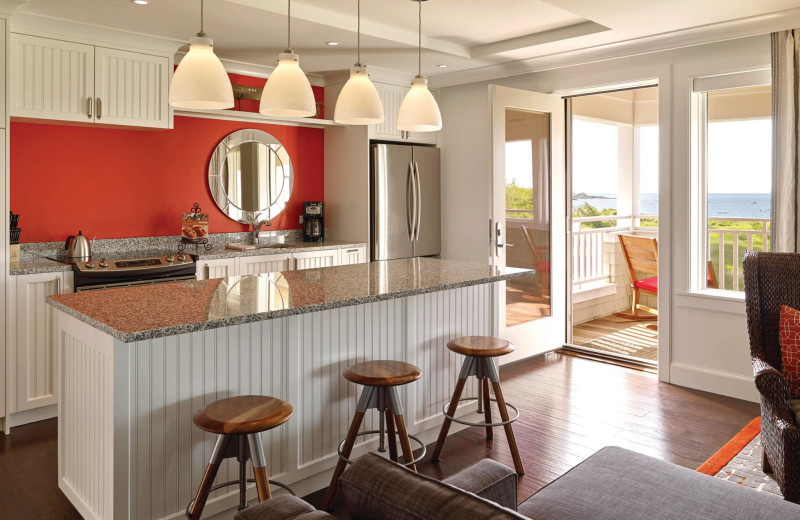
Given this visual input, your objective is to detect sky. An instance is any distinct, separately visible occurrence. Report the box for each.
[559,118,772,195]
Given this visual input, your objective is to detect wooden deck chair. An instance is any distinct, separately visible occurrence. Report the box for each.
[707,260,719,289]
[520,225,550,296]
[612,234,658,321]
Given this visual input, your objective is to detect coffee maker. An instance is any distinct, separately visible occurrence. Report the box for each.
[303,202,324,242]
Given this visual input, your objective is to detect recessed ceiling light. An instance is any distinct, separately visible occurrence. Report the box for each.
[132,0,149,4]
[326,42,340,46]
[437,64,448,68]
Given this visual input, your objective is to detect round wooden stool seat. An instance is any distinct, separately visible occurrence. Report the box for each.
[343,360,421,387]
[447,336,515,357]
[192,395,293,435]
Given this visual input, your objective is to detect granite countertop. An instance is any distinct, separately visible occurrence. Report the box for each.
[48,258,535,343]
[10,239,367,275]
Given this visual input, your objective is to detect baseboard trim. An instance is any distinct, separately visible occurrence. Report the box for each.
[670,362,758,402]
[8,404,58,429]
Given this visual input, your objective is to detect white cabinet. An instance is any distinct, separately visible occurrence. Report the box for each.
[293,249,339,270]
[340,246,367,265]
[10,34,94,123]
[9,271,73,413]
[239,253,291,275]
[94,47,170,128]
[370,82,438,145]
[10,33,171,128]
[197,258,236,280]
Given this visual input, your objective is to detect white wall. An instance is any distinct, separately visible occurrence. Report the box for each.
[438,34,770,402]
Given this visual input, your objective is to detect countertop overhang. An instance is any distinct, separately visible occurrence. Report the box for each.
[47,258,534,343]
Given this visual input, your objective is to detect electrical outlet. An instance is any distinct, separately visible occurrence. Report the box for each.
[299,215,304,224]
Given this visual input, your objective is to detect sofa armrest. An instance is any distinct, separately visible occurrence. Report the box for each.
[442,458,518,510]
[234,495,335,520]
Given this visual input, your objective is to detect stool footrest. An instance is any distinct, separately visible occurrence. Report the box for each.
[442,397,519,427]
[337,429,427,467]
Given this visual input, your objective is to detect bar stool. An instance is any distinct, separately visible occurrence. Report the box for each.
[431,336,524,475]
[321,360,425,510]
[186,395,294,519]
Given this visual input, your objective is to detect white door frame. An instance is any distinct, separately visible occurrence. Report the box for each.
[537,64,672,384]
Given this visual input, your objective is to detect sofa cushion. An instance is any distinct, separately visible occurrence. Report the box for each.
[517,446,800,520]
[779,305,800,398]
[442,458,518,510]
[340,453,526,520]
[234,494,335,520]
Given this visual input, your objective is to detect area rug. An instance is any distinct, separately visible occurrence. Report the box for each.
[697,417,782,497]
[581,323,658,361]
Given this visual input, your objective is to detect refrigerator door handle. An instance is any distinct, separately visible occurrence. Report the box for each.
[413,161,423,241]
[406,161,416,242]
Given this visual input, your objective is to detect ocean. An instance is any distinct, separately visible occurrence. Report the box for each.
[572,193,771,219]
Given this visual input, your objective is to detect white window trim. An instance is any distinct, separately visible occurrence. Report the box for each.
[690,68,770,296]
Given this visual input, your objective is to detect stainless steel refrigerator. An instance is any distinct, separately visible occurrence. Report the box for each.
[371,142,441,261]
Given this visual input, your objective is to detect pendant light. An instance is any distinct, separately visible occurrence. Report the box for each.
[397,0,442,132]
[334,0,384,125]
[260,0,316,117]
[169,0,234,109]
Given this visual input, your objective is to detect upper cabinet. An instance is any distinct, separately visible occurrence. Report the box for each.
[10,34,171,129]
[370,82,438,145]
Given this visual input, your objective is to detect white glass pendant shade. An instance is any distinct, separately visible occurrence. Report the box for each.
[397,76,441,132]
[260,53,316,117]
[334,66,384,125]
[169,37,234,109]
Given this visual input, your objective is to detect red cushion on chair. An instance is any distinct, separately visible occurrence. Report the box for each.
[633,276,658,293]
[779,305,800,399]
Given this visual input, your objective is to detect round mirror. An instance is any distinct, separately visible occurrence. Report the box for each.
[208,129,293,224]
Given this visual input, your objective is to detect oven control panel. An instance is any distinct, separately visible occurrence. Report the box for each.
[75,254,194,272]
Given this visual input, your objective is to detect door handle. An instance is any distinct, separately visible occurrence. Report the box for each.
[96,98,102,120]
[413,161,422,241]
[56,276,62,295]
[406,162,416,242]
[87,97,93,119]
[496,221,513,256]
[204,264,210,279]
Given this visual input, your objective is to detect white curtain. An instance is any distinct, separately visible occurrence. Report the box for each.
[771,30,800,252]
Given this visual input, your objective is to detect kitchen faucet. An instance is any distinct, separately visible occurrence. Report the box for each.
[252,219,272,244]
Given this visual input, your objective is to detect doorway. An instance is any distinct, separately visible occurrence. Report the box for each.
[565,86,660,366]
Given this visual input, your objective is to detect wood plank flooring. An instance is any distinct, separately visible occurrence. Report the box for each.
[572,314,658,362]
[0,354,759,519]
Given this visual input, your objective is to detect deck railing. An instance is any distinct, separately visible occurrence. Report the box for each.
[707,217,770,291]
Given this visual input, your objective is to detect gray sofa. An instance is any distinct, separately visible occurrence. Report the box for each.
[236,446,800,519]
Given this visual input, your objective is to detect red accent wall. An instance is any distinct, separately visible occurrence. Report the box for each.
[10,82,325,243]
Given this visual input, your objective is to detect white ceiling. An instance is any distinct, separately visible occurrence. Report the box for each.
[13,0,800,83]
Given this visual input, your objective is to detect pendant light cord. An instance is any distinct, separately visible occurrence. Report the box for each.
[198,0,206,37]
[287,0,292,51]
[357,0,361,65]
[417,0,422,77]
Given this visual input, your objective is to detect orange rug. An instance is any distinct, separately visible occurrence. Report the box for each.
[697,417,761,476]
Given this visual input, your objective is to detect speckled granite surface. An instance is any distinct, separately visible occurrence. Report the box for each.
[48,258,534,343]
[11,239,365,275]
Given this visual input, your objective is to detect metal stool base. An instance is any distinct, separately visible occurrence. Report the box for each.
[442,396,520,427]
[186,479,295,517]
[337,429,427,466]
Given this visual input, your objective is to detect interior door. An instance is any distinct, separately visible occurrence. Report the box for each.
[491,85,566,363]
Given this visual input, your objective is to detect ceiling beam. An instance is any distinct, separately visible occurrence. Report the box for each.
[472,21,610,57]
[227,0,472,58]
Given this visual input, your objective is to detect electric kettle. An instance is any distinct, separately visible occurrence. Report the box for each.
[65,231,94,260]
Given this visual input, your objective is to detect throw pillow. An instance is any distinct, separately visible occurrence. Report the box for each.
[778,305,800,398]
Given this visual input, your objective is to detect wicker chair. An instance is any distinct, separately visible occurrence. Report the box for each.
[743,251,800,503]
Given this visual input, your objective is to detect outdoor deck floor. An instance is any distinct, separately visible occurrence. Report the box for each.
[572,314,658,362]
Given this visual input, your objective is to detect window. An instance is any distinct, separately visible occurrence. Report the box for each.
[693,81,772,292]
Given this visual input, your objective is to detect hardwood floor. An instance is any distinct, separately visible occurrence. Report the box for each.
[0,354,759,519]
[572,314,658,362]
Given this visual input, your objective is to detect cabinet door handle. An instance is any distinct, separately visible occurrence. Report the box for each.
[56,276,62,295]
[87,97,93,119]
[346,249,359,253]
[204,264,210,279]
[96,98,102,119]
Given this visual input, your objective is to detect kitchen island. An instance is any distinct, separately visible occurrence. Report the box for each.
[48,258,533,520]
